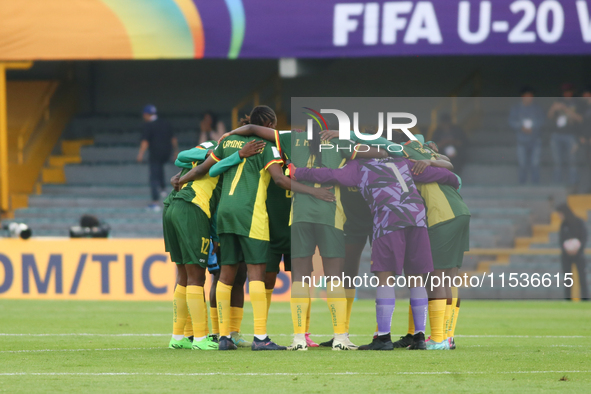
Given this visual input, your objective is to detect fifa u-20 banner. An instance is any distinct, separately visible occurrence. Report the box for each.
[1,0,591,60]
[0,239,292,301]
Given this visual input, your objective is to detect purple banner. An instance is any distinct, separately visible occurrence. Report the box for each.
[197,0,591,58]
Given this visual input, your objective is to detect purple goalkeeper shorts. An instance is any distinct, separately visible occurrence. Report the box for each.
[370,226,434,276]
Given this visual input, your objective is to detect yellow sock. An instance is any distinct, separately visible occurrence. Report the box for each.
[202,298,209,335]
[184,313,193,337]
[428,299,446,343]
[449,287,459,338]
[249,281,267,336]
[186,285,208,338]
[444,302,452,339]
[210,306,219,335]
[229,307,244,333]
[172,285,188,336]
[266,289,274,316]
[407,305,415,335]
[305,297,311,333]
[345,289,355,333]
[326,284,347,335]
[291,281,309,335]
[216,282,232,337]
[451,302,460,337]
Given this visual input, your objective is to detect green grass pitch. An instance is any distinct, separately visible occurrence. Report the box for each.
[0,299,590,393]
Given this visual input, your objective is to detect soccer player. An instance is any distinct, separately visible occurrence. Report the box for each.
[287,125,374,351]
[214,125,337,348]
[165,141,262,349]
[205,144,265,347]
[165,170,195,347]
[290,153,460,350]
[232,125,388,350]
[322,131,469,350]
[210,151,299,343]
[316,127,404,348]
[164,141,220,350]
[179,105,291,351]
[391,134,470,350]
[316,177,371,348]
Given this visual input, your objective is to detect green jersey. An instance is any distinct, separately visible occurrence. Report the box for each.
[274,129,293,161]
[211,135,284,241]
[162,168,189,209]
[174,141,222,219]
[403,140,470,228]
[174,141,215,169]
[163,168,189,209]
[267,166,292,254]
[164,139,216,208]
[290,131,359,230]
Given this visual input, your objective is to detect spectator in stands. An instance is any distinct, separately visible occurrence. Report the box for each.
[548,83,582,190]
[579,86,591,192]
[556,203,589,301]
[199,111,226,144]
[136,105,178,211]
[432,113,468,175]
[508,86,545,184]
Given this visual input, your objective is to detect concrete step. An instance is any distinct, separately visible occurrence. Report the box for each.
[461,197,554,223]
[466,146,587,165]
[28,195,150,208]
[40,185,152,197]
[468,207,532,221]
[80,145,193,163]
[460,164,589,187]
[93,131,200,146]
[510,255,561,264]
[469,229,505,248]
[62,115,229,140]
[63,163,179,185]
[15,207,163,216]
[460,186,567,201]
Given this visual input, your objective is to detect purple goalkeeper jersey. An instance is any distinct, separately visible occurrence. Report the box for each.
[294,157,459,241]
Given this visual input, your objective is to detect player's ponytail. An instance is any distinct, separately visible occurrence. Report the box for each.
[241,105,277,128]
[240,115,251,126]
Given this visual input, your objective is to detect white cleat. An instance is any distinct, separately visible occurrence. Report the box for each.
[343,336,358,350]
[287,334,308,351]
[332,334,357,351]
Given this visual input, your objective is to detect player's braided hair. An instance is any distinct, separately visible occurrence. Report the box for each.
[240,105,277,127]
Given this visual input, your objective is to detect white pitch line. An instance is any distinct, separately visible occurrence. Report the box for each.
[0,371,589,377]
[0,333,587,338]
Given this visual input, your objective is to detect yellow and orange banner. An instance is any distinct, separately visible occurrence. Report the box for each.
[0,0,204,60]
